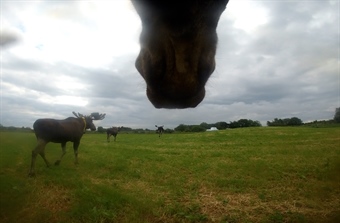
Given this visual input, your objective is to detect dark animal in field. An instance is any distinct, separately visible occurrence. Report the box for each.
[28,112,106,177]
[131,0,229,108]
[155,125,164,137]
[107,126,123,142]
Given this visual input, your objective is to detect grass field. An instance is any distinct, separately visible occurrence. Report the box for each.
[0,127,339,223]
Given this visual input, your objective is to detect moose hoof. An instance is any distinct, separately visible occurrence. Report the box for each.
[55,160,61,166]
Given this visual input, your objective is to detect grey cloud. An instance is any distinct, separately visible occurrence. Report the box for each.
[0,32,19,47]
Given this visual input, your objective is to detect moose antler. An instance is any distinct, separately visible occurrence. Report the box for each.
[73,111,105,120]
[91,112,106,120]
[72,111,85,118]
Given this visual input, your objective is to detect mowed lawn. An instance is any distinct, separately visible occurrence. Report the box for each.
[0,127,339,223]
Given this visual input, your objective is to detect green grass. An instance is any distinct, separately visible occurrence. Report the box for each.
[0,127,339,222]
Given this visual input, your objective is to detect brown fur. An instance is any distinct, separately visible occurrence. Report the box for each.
[131,0,229,108]
[28,113,105,177]
[107,126,123,142]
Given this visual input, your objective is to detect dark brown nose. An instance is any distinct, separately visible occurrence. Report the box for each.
[146,86,206,109]
[136,48,215,109]
[90,125,96,131]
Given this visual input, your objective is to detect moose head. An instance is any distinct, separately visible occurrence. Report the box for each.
[131,0,229,108]
[72,111,106,131]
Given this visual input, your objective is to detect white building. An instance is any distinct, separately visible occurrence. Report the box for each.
[206,127,218,131]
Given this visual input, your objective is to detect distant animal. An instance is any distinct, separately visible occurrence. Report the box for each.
[107,126,123,142]
[155,125,164,137]
[131,0,229,108]
[28,112,105,177]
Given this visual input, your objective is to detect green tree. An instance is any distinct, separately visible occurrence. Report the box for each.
[191,125,206,132]
[97,126,106,133]
[164,128,174,133]
[199,122,209,129]
[215,121,228,129]
[175,124,187,132]
[229,119,261,128]
[267,117,303,126]
[334,108,340,123]
[288,117,303,126]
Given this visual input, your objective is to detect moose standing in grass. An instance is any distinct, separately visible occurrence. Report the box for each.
[155,125,164,137]
[28,112,105,177]
[107,126,123,142]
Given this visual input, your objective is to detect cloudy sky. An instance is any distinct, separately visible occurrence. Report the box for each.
[1,0,339,130]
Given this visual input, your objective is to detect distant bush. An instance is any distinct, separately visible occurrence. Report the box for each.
[174,124,206,132]
[175,119,261,132]
[304,120,340,128]
[0,125,33,132]
[267,117,303,126]
[229,119,262,128]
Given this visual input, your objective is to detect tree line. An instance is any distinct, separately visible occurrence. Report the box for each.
[174,119,262,132]
[1,107,339,133]
[267,117,303,126]
[174,108,340,132]
[96,126,174,134]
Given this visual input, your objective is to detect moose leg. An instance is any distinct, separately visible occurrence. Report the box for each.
[55,142,66,165]
[29,139,48,177]
[73,140,80,164]
[114,135,117,142]
[107,134,110,142]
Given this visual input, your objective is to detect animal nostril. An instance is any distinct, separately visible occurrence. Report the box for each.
[147,86,205,108]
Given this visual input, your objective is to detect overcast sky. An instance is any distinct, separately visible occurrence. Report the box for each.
[1,0,339,130]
